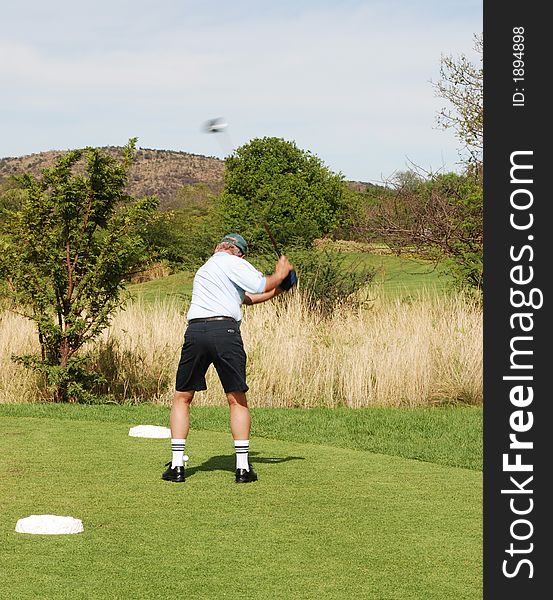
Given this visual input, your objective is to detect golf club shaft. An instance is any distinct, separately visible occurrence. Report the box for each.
[206,124,282,259]
[249,191,281,259]
[262,221,281,259]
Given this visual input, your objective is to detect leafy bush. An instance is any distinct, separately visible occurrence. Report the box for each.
[254,250,376,315]
[294,251,376,314]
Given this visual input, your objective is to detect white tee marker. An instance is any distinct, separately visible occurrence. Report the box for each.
[128,425,171,438]
[15,515,84,535]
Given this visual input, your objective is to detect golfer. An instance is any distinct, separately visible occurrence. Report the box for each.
[162,233,294,484]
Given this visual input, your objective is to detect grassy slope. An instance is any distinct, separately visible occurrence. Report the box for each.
[127,252,454,304]
[340,251,452,296]
[127,271,194,304]
[0,414,482,600]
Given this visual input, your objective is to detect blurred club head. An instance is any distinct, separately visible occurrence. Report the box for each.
[203,117,228,133]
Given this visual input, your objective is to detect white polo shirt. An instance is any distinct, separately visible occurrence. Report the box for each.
[186,252,267,322]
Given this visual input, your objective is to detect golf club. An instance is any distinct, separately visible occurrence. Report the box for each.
[203,118,283,257]
[252,189,297,289]
[203,117,297,286]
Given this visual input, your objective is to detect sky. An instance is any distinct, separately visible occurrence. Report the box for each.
[0,0,482,184]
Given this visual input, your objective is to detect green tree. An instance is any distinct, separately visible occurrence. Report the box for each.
[342,35,483,290]
[357,171,483,290]
[0,140,158,402]
[220,137,346,253]
[434,33,483,169]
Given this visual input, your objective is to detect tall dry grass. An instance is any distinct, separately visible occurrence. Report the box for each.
[0,290,482,407]
[0,310,42,403]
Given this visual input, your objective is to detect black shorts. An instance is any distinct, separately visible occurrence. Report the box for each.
[175,320,248,394]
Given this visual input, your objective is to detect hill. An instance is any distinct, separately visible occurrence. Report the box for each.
[0,147,225,210]
[0,146,377,210]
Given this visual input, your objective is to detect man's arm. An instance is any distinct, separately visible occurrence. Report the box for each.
[244,287,283,305]
[243,256,292,305]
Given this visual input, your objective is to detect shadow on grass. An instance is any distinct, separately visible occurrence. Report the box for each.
[184,452,305,479]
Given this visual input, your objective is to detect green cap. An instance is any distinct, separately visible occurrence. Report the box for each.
[221,233,248,256]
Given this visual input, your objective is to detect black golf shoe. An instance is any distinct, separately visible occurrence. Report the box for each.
[235,464,258,484]
[162,462,185,483]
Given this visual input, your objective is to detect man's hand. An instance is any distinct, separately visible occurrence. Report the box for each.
[263,255,294,293]
[275,256,297,292]
[275,255,293,280]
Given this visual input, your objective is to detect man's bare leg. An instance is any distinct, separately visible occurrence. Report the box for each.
[170,390,194,439]
[226,391,251,440]
[164,390,194,475]
[227,391,256,481]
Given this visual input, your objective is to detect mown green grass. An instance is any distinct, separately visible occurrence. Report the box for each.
[0,410,482,600]
[0,404,482,471]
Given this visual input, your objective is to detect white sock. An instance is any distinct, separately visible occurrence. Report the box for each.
[234,439,250,471]
[171,438,186,468]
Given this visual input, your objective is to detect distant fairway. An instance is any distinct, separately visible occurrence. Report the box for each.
[128,251,453,304]
[128,270,194,304]
[338,250,452,297]
[1,407,482,600]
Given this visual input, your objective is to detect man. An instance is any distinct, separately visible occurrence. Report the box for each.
[162,233,294,484]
